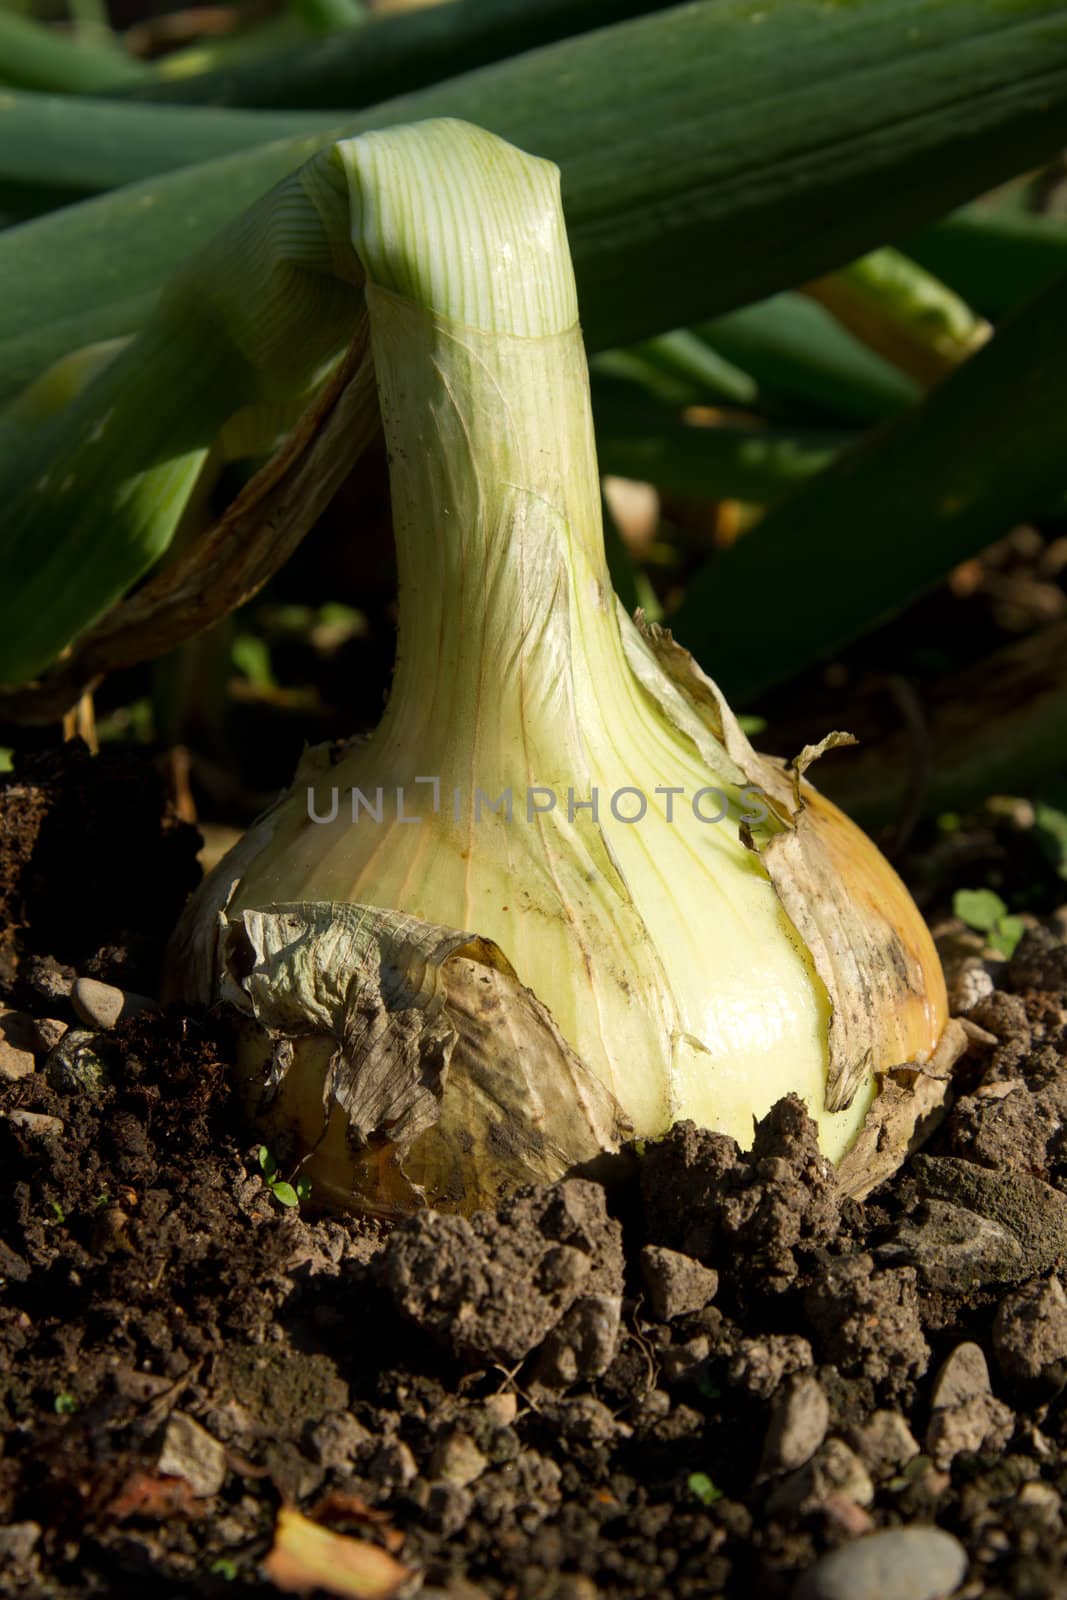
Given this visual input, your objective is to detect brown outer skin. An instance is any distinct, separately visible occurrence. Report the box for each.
[804,787,948,1070]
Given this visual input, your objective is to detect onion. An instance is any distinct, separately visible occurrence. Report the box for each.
[169,119,960,1215]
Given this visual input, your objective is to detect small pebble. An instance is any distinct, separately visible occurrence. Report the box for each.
[533,1294,622,1387]
[0,1010,37,1081]
[846,1409,919,1475]
[821,1495,875,1537]
[660,1335,710,1383]
[31,1017,68,1054]
[639,1244,718,1320]
[0,1036,35,1083]
[926,1343,1014,1468]
[930,1342,991,1408]
[482,1392,518,1427]
[307,1411,372,1472]
[767,1438,873,1517]
[760,1372,829,1476]
[430,1431,488,1488]
[993,1275,1067,1387]
[792,1525,967,1600]
[947,961,995,1013]
[926,1391,1014,1469]
[71,977,155,1032]
[157,1412,227,1499]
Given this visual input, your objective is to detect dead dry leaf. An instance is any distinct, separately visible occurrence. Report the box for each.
[262,1505,410,1598]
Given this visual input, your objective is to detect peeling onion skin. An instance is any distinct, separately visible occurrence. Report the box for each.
[805,787,948,1074]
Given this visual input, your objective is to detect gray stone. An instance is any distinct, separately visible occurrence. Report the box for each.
[927,1337,1017,1465]
[767,1438,873,1517]
[930,1342,991,1409]
[307,1411,372,1471]
[430,1431,488,1488]
[533,1294,622,1388]
[925,1344,1013,1467]
[993,1275,1067,1387]
[0,1037,34,1082]
[71,979,124,1031]
[659,1335,710,1383]
[876,1198,1026,1291]
[845,1410,920,1476]
[908,1155,1067,1285]
[0,1011,36,1081]
[760,1372,829,1476]
[31,1017,67,1053]
[792,1525,967,1600]
[481,1392,518,1427]
[639,1245,718,1320]
[71,977,156,1031]
[158,1412,227,1498]
[925,1391,1014,1469]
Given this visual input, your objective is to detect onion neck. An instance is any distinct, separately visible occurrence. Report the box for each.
[367,287,630,782]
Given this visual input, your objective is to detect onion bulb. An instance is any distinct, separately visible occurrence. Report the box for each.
[169,119,961,1216]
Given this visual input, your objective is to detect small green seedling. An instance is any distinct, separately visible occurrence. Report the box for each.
[53,1392,77,1415]
[209,1557,239,1581]
[687,1471,723,1506]
[257,1146,311,1209]
[953,888,1025,958]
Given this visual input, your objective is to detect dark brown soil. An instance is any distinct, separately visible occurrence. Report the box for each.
[5,748,1067,1599]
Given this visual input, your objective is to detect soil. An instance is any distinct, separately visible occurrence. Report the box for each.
[5,745,1067,1599]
